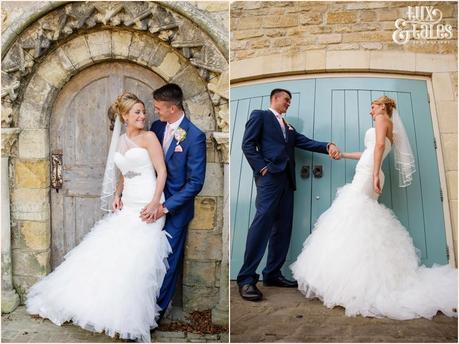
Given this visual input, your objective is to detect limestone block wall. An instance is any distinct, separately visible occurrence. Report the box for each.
[230,1,457,60]
[191,1,229,31]
[231,1,458,265]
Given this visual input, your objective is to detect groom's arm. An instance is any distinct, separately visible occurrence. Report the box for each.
[294,130,330,154]
[163,131,206,214]
[242,110,267,174]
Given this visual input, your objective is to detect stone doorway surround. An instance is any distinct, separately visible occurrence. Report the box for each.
[231,49,457,268]
[1,1,229,325]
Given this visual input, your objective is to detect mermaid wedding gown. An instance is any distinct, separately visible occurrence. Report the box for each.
[291,127,457,320]
[26,134,172,342]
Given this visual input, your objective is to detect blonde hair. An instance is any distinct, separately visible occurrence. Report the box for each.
[108,92,144,129]
[371,96,396,117]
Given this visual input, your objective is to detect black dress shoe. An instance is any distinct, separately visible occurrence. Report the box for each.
[238,283,263,301]
[156,309,165,324]
[263,275,298,288]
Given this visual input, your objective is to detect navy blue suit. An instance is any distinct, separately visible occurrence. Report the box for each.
[237,109,329,285]
[150,116,206,310]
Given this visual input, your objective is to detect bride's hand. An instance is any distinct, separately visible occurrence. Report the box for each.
[373,174,382,194]
[140,200,161,223]
[112,195,123,211]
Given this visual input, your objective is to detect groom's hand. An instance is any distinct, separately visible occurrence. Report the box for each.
[153,205,166,222]
[140,201,160,223]
[327,143,341,160]
[260,166,268,176]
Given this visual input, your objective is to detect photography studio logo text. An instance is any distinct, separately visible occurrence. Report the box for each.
[393,6,453,45]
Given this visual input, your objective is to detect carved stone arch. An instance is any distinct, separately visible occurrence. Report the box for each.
[1,1,229,132]
[17,28,217,133]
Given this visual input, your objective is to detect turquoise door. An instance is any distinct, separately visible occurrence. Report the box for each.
[230,76,448,280]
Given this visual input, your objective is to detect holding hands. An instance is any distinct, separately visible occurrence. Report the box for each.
[328,143,342,160]
[140,200,166,223]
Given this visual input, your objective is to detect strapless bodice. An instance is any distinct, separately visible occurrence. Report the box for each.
[114,147,163,208]
[351,128,392,199]
[114,147,155,177]
[356,127,392,173]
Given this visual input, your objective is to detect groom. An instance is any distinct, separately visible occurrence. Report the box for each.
[237,88,341,301]
[141,83,206,318]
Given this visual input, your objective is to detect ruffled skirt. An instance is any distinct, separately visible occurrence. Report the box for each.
[291,184,458,320]
[26,206,172,342]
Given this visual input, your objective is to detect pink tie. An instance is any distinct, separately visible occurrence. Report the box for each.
[163,125,174,152]
[276,114,286,140]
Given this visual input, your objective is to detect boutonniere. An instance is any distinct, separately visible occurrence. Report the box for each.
[174,127,187,143]
[174,127,187,152]
[283,118,294,131]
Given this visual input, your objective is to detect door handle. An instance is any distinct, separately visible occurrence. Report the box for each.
[51,150,63,192]
[313,165,323,178]
[300,165,310,179]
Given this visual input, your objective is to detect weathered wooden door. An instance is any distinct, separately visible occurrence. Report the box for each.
[50,62,165,268]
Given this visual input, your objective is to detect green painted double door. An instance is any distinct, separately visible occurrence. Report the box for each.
[230,76,448,279]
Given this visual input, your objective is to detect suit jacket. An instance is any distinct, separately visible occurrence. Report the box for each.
[242,109,329,190]
[150,116,206,227]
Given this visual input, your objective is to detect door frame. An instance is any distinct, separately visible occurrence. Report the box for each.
[231,72,455,266]
[49,61,166,268]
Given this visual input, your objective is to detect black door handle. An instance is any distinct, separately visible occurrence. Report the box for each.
[313,165,323,178]
[300,166,310,179]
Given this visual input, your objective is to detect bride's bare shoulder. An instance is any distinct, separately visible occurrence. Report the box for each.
[374,115,391,127]
[140,131,160,146]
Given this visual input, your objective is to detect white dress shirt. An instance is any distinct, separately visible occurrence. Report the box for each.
[163,112,185,153]
[269,107,286,140]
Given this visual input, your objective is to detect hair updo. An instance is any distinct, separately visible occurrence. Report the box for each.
[107,92,144,130]
[371,96,396,118]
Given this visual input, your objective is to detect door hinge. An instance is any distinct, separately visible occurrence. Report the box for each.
[427,93,430,103]
[440,188,443,202]
[446,245,450,260]
[433,137,437,149]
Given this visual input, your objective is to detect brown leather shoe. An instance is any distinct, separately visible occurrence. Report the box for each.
[238,284,263,301]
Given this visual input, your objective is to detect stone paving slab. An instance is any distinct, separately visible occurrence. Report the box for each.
[2,306,227,343]
[230,283,458,343]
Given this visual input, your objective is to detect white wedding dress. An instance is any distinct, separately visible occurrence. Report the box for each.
[291,127,458,320]
[26,134,172,342]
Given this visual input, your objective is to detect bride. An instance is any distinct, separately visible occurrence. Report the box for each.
[291,96,457,320]
[26,92,172,341]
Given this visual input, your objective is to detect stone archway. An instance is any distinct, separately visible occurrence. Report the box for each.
[1,1,229,320]
[2,1,229,130]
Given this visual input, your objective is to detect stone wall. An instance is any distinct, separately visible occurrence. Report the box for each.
[1,1,229,318]
[1,1,229,33]
[230,1,458,265]
[230,1,457,61]
[182,1,228,312]
[191,1,229,31]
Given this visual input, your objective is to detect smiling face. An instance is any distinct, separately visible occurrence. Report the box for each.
[154,100,181,123]
[370,102,385,120]
[123,102,146,129]
[271,91,291,115]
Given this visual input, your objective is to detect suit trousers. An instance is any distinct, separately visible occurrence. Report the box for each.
[157,219,188,311]
[237,171,294,285]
